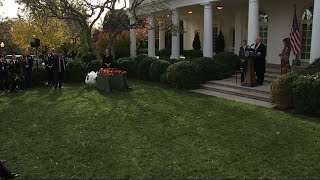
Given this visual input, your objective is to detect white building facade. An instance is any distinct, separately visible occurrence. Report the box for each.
[130,0,320,65]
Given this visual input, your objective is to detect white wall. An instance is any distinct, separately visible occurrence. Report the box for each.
[261,0,313,64]
[178,0,313,64]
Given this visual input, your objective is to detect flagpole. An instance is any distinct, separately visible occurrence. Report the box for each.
[290,4,300,66]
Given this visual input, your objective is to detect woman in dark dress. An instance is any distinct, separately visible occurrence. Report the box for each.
[279,38,291,75]
[102,49,113,68]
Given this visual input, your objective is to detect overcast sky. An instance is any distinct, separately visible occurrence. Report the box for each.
[0,0,23,19]
[0,0,128,27]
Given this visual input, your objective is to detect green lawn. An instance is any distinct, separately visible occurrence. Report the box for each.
[0,81,319,179]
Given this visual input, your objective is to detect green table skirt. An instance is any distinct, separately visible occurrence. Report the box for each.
[96,73,129,93]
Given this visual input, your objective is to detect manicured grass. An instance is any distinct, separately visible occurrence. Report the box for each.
[0,81,319,179]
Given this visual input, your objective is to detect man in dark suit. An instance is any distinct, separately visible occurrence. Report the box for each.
[239,40,248,83]
[254,37,267,85]
[0,55,9,90]
[53,51,66,89]
[45,48,55,86]
[8,54,23,92]
[22,55,34,89]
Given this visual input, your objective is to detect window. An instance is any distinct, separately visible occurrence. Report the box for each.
[301,6,313,60]
[259,11,268,46]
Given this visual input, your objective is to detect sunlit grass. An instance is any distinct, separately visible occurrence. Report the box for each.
[0,81,319,179]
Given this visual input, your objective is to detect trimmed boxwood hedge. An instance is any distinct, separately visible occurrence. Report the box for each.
[137,57,156,80]
[292,74,320,115]
[214,52,241,78]
[271,58,320,116]
[149,60,171,82]
[86,59,102,72]
[166,61,203,89]
[65,60,87,83]
[181,50,203,60]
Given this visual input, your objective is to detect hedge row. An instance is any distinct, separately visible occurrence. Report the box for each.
[33,59,102,84]
[271,58,320,116]
[115,52,241,89]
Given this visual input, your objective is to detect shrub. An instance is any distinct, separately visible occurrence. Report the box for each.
[181,50,203,60]
[214,52,241,78]
[270,74,296,109]
[32,66,47,86]
[192,32,201,50]
[191,57,222,81]
[134,53,149,62]
[163,58,181,65]
[115,57,139,78]
[304,58,320,75]
[81,52,96,64]
[292,74,320,115]
[114,55,148,78]
[137,57,155,80]
[216,30,225,53]
[160,72,167,83]
[158,49,171,59]
[65,60,87,83]
[137,48,148,55]
[86,59,102,72]
[166,61,203,89]
[149,60,171,82]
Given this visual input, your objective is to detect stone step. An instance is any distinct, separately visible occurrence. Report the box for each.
[266,64,281,69]
[201,83,271,102]
[191,89,275,108]
[232,74,276,83]
[265,72,280,79]
[266,68,281,75]
[207,78,271,94]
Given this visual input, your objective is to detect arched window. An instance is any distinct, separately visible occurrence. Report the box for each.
[301,6,313,60]
[259,11,268,46]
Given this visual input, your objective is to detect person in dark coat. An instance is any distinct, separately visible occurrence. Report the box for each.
[45,48,55,86]
[8,54,23,92]
[101,49,113,68]
[53,51,66,89]
[254,37,267,85]
[22,55,34,89]
[239,40,248,83]
[0,55,9,90]
[0,160,20,179]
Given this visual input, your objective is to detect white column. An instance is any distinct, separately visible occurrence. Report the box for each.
[171,9,180,59]
[203,3,213,58]
[310,0,320,63]
[148,15,156,57]
[247,0,259,45]
[235,8,243,54]
[130,17,137,57]
[159,22,166,50]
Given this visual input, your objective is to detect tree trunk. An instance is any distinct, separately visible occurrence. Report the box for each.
[108,33,116,60]
[84,27,102,60]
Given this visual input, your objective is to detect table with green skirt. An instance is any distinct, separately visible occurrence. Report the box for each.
[96,73,130,93]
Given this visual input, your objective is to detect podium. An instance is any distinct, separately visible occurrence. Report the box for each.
[242,49,257,87]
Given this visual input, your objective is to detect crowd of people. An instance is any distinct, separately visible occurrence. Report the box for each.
[0,48,66,93]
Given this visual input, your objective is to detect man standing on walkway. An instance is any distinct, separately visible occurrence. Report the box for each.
[45,48,55,86]
[254,37,267,85]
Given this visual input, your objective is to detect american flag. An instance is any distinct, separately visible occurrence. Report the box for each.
[290,8,301,55]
